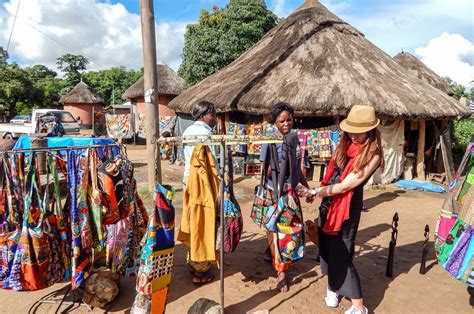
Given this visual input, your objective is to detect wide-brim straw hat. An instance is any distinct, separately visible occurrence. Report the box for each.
[339,105,380,133]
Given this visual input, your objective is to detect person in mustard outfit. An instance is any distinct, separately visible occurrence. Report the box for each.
[178,101,219,285]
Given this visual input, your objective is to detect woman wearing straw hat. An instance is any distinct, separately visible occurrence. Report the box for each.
[302,105,384,314]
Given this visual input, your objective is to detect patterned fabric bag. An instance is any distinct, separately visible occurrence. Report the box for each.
[98,155,133,224]
[17,153,51,291]
[275,186,305,264]
[223,147,242,253]
[134,184,175,313]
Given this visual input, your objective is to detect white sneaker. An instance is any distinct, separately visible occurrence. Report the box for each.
[344,305,368,314]
[324,288,339,308]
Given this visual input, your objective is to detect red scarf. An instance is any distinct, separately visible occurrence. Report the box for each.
[321,141,360,235]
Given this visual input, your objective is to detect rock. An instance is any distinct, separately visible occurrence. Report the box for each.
[188,298,221,314]
[82,267,120,308]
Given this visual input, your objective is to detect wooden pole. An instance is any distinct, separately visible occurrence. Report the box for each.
[416,120,426,180]
[140,0,162,191]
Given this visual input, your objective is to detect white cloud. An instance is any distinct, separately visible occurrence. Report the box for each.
[415,32,474,87]
[0,0,186,72]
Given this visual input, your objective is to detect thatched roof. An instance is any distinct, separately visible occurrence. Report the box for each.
[169,0,469,119]
[121,64,185,100]
[394,52,453,95]
[59,81,103,104]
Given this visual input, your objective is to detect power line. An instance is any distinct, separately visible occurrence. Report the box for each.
[1,4,82,57]
[6,0,21,51]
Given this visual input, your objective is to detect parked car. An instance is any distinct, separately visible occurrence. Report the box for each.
[0,109,80,139]
[10,115,31,124]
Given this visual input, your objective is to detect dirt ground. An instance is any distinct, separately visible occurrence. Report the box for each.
[1,145,473,313]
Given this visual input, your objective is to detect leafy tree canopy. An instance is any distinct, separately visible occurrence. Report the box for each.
[178,0,278,87]
[56,53,89,93]
[84,66,143,105]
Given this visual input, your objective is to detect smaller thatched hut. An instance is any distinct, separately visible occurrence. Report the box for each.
[394,52,453,96]
[122,63,184,117]
[60,81,104,128]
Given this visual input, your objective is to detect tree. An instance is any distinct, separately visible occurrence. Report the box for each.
[0,47,8,65]
[178,0,278,86]
[56,54,89,93]
[25,64,63,108]
[0,63,39,117]
[84,66,143,105]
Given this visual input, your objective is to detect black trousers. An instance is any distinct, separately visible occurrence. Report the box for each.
[319,206,363,299]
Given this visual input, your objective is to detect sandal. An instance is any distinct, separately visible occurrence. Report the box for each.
[192,274,215,285]
[276,272,289,292]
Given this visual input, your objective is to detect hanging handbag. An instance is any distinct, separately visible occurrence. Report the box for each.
[223,147,243,253]
[15,153,51,291]
[136,183,176,296]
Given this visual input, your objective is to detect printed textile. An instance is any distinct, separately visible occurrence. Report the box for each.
[106,114,133,139]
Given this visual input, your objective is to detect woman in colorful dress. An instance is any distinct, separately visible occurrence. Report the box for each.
[259,102,310,292]
[304,105,384,314]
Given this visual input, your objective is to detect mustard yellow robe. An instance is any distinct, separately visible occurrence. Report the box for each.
[178,145,220,263]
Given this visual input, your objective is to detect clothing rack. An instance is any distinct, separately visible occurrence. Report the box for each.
[2,142,121,312]
[4,143,120,154]
[155,135,282,313]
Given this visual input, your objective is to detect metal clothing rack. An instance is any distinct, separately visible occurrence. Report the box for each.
[4,143,121,154]
[156,135,282,313]
[3,142,121,313]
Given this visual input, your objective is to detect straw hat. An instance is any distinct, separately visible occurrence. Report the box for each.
[339,105,380,133]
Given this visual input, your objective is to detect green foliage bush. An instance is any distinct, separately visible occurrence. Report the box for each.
[454,118,474,154]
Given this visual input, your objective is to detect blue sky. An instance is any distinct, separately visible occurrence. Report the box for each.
[0,0,473,86]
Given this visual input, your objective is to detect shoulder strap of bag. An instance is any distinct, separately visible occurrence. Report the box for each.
[269,143,280,197]
[259,144,271,187]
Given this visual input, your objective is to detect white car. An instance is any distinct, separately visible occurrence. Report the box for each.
[10,115,31,124]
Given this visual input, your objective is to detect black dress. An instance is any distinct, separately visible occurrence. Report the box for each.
[318,181,365,299]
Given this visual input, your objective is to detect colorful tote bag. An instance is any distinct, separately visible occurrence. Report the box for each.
[17,153,51,291]
[135,184,175,313]
[223,147,243,253]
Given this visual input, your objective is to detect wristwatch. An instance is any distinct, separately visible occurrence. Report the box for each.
[310,189,318,196]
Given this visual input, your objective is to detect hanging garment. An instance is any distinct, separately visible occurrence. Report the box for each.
[68,150,92,289]
[178,146,220,263]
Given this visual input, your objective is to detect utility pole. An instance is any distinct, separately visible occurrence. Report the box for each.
[140,0,162,191]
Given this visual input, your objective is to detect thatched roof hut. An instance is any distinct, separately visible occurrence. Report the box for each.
[121,64,185,100]
[394,52,453,95]
[169,0,469,119]
[59,81,103,104]
[60,81,104,128]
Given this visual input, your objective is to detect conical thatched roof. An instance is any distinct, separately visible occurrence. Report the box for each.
[169,0,469,119]
[122,64,185,100]
[394,51,453,95]
[59,81,103,104]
